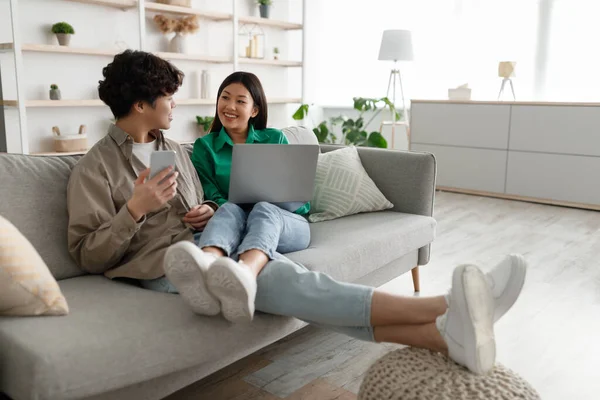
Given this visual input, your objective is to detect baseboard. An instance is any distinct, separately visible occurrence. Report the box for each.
[437,186,600,211]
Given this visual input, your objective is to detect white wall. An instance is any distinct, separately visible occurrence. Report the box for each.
[0,0,303,153]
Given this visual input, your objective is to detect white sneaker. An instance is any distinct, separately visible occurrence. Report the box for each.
[164,241,220,316]
[486,254,527,323]
[206,257,257,323]
[437,264,496,375]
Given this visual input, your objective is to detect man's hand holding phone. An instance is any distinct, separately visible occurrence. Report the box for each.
[127,167,179,222]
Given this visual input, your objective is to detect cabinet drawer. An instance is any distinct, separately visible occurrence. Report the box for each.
[411,103,510,149]
[506,151,600,205]
[412,144,507,193]
[509,105,600,156]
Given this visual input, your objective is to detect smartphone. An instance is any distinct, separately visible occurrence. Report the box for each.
[149,150,177,180]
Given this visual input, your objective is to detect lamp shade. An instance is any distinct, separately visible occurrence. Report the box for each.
[378,30,414,61]
[498,61,516,78]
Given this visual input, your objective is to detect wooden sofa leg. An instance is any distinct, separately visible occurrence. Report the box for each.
[411,266,420,293]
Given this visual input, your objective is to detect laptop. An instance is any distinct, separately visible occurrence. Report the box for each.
[228,144,319,208]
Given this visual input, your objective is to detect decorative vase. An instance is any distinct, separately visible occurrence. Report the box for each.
[169,32,187,54]
[56,34,71,46]
[201,70,210,99]
[259,4,270,18]
[49,88,62,100]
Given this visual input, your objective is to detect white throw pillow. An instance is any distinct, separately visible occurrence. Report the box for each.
[309,146,394,222]
[0,216,69,316]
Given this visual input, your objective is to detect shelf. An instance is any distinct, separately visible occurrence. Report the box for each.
[31,150,88,156]
[143,2,301,29]
[0,43,232,64]
[62,0,136,10]
[144,2,230,20]
[175,99,215,106]
[155,51,231,63]
[269,97,302,104]
[239,58,302,67]
[1,98,301,108]
[0,43,119,56]
[29,100,105,107]
[238,15,302,30]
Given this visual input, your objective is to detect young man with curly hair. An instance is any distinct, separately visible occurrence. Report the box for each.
[67,50,218,284]
[66,50,527,376]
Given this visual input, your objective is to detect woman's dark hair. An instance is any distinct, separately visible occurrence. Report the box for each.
[98,50,184,119]
[210,71,268,133]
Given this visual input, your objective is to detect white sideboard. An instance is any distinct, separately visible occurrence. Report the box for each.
[410,100,600,210]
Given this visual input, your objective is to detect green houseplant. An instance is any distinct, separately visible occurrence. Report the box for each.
[51,22,75,46]
[292,97,401,148]
[273,47,280,60]
[257,0,272,18]
[196,116,214,136]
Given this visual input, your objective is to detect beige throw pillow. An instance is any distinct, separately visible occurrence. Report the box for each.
[0,216,69,316]
[309,146,394,222]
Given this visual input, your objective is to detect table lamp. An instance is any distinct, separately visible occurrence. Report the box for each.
[498,61,516,100]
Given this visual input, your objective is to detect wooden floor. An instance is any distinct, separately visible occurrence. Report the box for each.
[166,191,600,400]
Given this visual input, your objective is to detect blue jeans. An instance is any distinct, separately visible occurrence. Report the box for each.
[142,202,375,341]
[143,256,375,342]
[197,201,311,259]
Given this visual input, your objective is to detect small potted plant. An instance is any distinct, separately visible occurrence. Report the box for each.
[257,0,272,19]
[196,115,214,136]
[49,84,61,100]
[51,22,75,46]
[273,47,280,60]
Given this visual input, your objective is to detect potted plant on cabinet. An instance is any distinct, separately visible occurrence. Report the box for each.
[51,22,75,46]
[257,0,272,19]
[273,47,280,60]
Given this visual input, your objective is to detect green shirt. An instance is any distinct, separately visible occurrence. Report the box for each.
[191,125,311,216]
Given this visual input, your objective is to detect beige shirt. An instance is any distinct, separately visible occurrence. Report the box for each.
[67,124,213,280]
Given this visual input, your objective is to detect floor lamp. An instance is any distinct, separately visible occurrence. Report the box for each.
[378,30,413,148]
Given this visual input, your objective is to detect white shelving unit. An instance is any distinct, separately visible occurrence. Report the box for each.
[0,0,306,154]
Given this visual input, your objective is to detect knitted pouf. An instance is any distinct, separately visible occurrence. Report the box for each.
[358,348,540,400]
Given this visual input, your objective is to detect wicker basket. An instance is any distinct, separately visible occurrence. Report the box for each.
[156,0,192,7]
[52,125,88,153]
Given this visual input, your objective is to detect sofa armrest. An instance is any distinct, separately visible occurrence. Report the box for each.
[320,145,437,265]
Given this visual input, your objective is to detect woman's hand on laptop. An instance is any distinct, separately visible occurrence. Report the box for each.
[183,204,214,230]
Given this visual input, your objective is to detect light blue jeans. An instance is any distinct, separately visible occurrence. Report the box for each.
[197,201,311,259]
[144,256,375,341]
[142,202,375,341]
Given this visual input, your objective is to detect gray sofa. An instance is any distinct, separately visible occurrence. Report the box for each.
[0,128,437,400]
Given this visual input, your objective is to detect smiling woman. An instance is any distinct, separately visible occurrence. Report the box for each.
[165,71,312,323]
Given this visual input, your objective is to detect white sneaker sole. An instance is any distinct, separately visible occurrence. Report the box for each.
[164,242,220,316]
[207,260,255,323]
[454,265,496,375]
[493,254,527,323]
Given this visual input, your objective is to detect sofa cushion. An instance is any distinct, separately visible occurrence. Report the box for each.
[0,275,305,400]
[0,154,84,280]
[282,126,319,145]
[287,211,436,283]
[0,216,69,316]
[309,146,394,222]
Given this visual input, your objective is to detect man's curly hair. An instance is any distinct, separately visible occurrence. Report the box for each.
[98,50,184,119]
